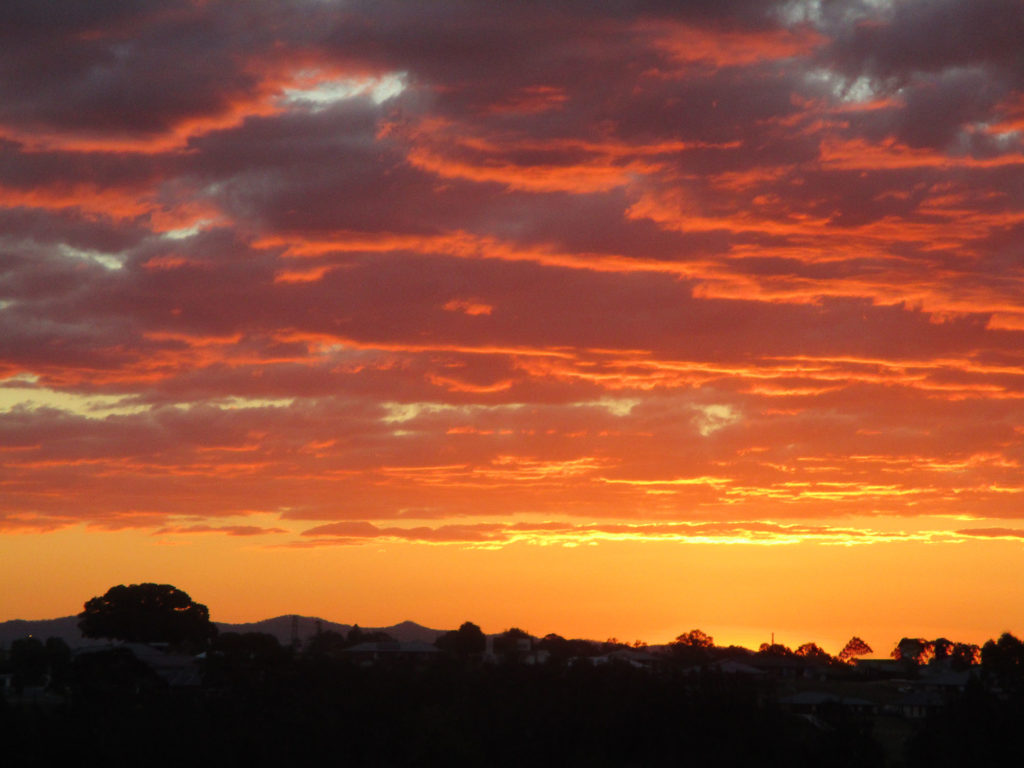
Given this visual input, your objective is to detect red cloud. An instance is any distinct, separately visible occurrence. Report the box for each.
[1,0,1023,545]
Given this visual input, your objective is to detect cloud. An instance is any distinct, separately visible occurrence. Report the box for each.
[956,527,1024,540]
[297,518,942,548]
[1,0,1023,538]
[154,524,288,537]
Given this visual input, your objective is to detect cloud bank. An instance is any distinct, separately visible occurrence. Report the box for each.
[2,0,1022,547]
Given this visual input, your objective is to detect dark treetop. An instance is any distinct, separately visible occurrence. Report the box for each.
[78,583,216,647]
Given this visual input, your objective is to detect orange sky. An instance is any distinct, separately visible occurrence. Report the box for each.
[2,0,1023,654]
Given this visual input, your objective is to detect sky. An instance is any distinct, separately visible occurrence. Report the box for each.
[2,0,1024,653]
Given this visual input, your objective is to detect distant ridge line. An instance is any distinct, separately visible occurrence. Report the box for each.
[0,615,445,648]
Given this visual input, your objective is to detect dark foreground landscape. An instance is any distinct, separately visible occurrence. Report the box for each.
[3,585,1024,767]
[7,633,1024,766]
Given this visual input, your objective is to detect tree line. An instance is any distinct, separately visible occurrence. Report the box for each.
[5,583,1024,766]
[32,583,1011,671]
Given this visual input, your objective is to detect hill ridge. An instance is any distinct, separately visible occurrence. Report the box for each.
[0,615,444,648]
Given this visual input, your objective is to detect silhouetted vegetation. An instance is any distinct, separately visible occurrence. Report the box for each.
[4,585,1024,766]
[435,621,486,657]
[795,642,833,662]
[78,583,216,649]
[840,636,873,662]
[537,632,600,662]
[6,636,70,694]
[759,642,795,656]
[906,678,1024,766]
[2,640,881,767]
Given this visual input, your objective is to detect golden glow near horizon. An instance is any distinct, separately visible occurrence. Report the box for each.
[2,1,1024,652]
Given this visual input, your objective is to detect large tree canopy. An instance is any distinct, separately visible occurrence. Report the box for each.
[838,636,873,663]
[673,629,714,649]
[435,621,486,657]
[78,583,217,647]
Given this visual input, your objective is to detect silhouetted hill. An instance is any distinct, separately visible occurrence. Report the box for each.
[0,615,444,648]
[380,620,445,643]
[213,616,443,644]
[213,615,352,645]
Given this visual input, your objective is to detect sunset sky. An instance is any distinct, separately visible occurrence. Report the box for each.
[2,0,1024,654]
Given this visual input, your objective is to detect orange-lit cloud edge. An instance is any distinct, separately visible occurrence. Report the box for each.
[1,0,1023,649]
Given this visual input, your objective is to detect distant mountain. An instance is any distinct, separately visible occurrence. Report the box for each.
[0,615,445,648]
[215,616,444,644]
[214,615,353,645]
[376,620,445,643]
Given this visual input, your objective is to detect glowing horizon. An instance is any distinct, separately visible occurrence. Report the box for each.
[2,0,1023,653]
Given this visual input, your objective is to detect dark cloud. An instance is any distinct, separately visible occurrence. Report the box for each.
[1,0,1023,534]
[956,528,1024,539]
[826,0,1024,80]
[297,517,920,546]
[154,524,288,536]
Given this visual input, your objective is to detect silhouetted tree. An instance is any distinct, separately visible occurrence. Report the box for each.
[493,627,533,661]
[436,621,486,657]
[717,644,754,659]
[536,633,599,662]
[537,632,569,659]
[892,637,933,667]
[10,637,48,689]
[931,637,953,661]
[795,642,833,663]
[673,629,714,648]
[924,637,979,670]
[758,642,793,657]
[669,629,715,664]
[950,641,980,670]
[838,636,872,663]
[981,632,1024,687]
[78,583,216,648]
